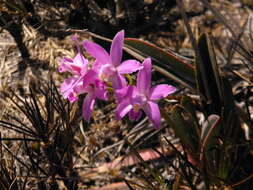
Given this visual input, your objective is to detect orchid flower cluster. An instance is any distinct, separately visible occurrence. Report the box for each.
[59,30,176,128]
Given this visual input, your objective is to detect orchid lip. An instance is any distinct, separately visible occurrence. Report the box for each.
[99,64,117,80]
[133,104,140,113]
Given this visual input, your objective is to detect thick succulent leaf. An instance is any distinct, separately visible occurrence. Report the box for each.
[124,38,196,89]
[196,34,237,126]
[164,105,199,159]
[196,34,225,115]
[222,77,236,118]
[181,96,199,132]
[201,114,220,151]
[200,114,221,174]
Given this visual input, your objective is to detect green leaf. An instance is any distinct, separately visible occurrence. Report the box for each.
[124,38,196,89]
[201,114,220,151]
[196,34,225,115]
[196,34,236,123]
[181,96,199,130]
[165,105,199,158]
[200,114,221,172]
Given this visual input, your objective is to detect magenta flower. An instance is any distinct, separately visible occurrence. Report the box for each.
[83,30,142,89]
[59,52,89,103]
[59,35,110,121]
[59,55,108,120]
[73,70,108,121]
[115,58,176,129]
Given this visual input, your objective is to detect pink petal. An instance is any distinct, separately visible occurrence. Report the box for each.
[68,92,78,103]
[82,70,98,87]
[143,58,152,86]
[73,53,88,74]
[73,83,88,95]
[137,58,152,94]
[115,100,133,120]
[83,40,110,64]
[71,33,78,41]
[115,86,128,101]
[114,86,135,103]
[129,109,142,121]
[110,30,124,66]
[71,34,82,52]
[60,76,79,98]
[92,60,103,72]
[117,60,142,74]
[110,73,127,90]
[94,80,108,100]
[115,85,134,103]
[82,93,96,121]
[149,85,176,100]
[99,64,116,80]
[143,101,161,129]
[58,57,73,73]
[95,89,108,100]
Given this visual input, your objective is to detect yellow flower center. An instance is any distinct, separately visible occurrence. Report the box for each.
[133,104,140,113]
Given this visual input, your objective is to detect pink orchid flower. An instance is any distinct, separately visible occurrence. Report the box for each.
[74,70,108,121]
[115,58,176,129]
[60,56,108,121]
[59,52,89,103]
[83,30,142,89]
[58,40,108,121]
